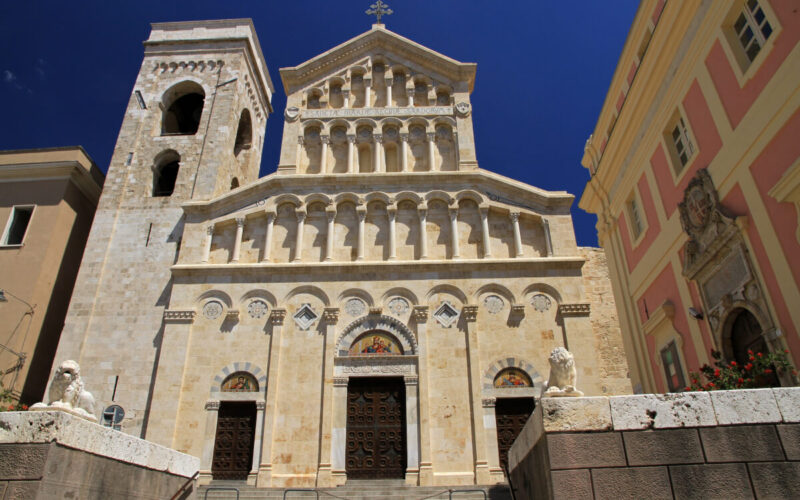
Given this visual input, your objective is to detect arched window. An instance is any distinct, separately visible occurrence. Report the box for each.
[230,177,240,190]
[152,150,180,197]
[349,331,403,356]
[161,82,205,135]
[493,368,533,388]
[730,308,767,366]
[308,90,322,109]
[234,109,252,156]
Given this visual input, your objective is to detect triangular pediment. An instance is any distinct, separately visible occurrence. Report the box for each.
[279,25,476,95]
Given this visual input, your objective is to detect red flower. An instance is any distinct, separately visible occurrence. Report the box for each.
[21,404,28,410]
[738,378,744,383]
[714,368,721,377]
[6,405,13,411]
[765,369,773,375]
[749,356,755,361]
[684,387,691,391]
[785,349,790,354]
[745,363,753,371]
[748,349,754,355]
[730,361,737,367]
[692,379,698,384]
[708,382,715,388]
[758,352,763,357]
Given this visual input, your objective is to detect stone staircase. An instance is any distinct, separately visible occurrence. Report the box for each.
[199,479,514,500]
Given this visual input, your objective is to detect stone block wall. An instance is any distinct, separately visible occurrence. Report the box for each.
[508,388,800,499]
[0,411,199,499]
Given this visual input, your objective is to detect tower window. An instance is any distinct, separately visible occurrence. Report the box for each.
[2,205,34,246]
[230,177,240,190]
[234,109,252,156]
[660,341,686,392]
[664,111,696,175]
[627,194,644,240]
[733,0,773,63]
[152,151,180,197]
[161,82,205,135]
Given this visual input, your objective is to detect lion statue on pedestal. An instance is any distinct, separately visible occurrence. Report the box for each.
[32,360,97,422]
[543,347,584,397]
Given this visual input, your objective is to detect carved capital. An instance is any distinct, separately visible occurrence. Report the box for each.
[235,218,245,228]
[558,303,591,316]
[357,208,367,222]
[164,309,196,323]
[255,401,266,410]
[479,205,490,217]
[509,212,520,223]
[265,210,276,223]
[326,209,337,222]
[323,307,340,324]
[511,304,525,316]
[449,207,459,220]
[369,306,383,316]
[347,134,356,144]
[404,376,419,386]
[206,225,215,236]
[320,135,331,145]
[205,400,221,411]
[426,132,436,143]
[269,308,287,325]
[226,309,240,321]
[374,133,384,144]
[333,377,349,387]
[413,305,429,323]
[400,133,409,142]
[297,135,305,146]
[417,207,427,219]
[387,205,397,218]
[481,397,496,408]
[295,211,307,223]
[462,305,478,322]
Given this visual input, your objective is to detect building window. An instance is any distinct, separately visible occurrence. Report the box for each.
[161,81,205,136]
[664,111,696,176]
[733,0,773,64]
[627,195,644,240]
[102,404,125,431]
[2,206,34,246]
[660,341,686,392]
[152,150,180,197]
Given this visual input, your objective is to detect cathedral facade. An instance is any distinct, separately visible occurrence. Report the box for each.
[53,19,630,488]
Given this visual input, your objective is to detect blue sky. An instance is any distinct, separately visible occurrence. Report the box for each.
[0,1,639,246]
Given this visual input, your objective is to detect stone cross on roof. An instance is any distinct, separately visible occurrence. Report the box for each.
[366,1,393,25]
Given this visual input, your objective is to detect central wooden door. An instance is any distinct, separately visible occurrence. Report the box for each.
[495,398,535,473]
[212,401,256,480]
[346,377,406,479]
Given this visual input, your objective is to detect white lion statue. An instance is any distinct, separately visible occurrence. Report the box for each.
[32,360,97,421]
[543,347,584,397]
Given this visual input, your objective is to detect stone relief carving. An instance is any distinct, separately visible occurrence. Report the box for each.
[455,101,471,117]
[484,295,504,314]
[433,301,460,328]
[293,303,319,330]
[284,106,300,122]
[163,310,196,323]
[387,297,409,316]
[543,347,583,398]
[247,299,268,319]
[531,294,551,312]
[303,106,452,120]
[203,300,223,320]
[344,298,367,317]
[32,360,97,421]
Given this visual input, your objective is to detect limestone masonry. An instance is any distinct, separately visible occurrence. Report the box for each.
[52,18,631,488]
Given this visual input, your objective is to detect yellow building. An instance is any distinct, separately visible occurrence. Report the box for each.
[580,0,800,393]
[0,147,104,403]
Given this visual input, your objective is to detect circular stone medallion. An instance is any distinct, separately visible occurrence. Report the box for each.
[203,300,223,320]
[531,294,552,313]
[247,299,268,319]
[388,297,409,316]
[484,295,504,314]
[344,298,366,317]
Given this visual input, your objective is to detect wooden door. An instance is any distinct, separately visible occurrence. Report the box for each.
[495,398,535,473]
[212,402,256,480]
[346,377,406,479]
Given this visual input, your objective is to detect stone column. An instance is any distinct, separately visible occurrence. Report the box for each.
[294,210,306,262]
[462,305,490,483]
[317,308,340,486]
[481,397,504,482]
[386,82,392,107]
[543,218,553,256]
[365,78,372,107]
[331,376,349,485]
[325,208,336,261]
[343,88,350,108]
[404,375,420,485]
[387,205,397,261]
[407,84,415,106]
[400,133,409,172]
[449,206,460,259]
[200,400,220,474]
[202,224,214,263]
[320,135,330,174]
[347,135,356,173]
[479,206,491,258]
[373,134,383,173]
[356,206,366,261]
[413,306,432,485]
[510,212,523,258]
[232,217,245,263]
[427,132,437,171]
[262,211,275,262]
[252,401,266,474]
[296,136,304,168]
[418,206,428,260]
[258,309,286,486]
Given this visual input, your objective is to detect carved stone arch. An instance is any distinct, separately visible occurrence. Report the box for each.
[455,190,486,205]
[335,192,362,206]
[380,117,404,131]
[349,64,368,77]
[273,193,303,208]
[338,288,375,308]
[425,190,454,205]
[196,289,233,308]
[160,79,206,108]
[381,287,419,307]
[411,74,432,86]
[474,284,516,307]
[395,191,423,205]
[522,283,563,305]
[284,285,331,307]
[353,118,379,130]
[406,117,430,131]
[432,116,457,128]
[239,289,278,309]
[211,362,267,394]
[426,283,468,305]
[365,192,392,205]
[327,118,351,133]
[328,75,346,87]
[303,120,325,132]
[336,315,418,355]
[304,193,333,207]
[482,357,544,395]
[718,300,774,362]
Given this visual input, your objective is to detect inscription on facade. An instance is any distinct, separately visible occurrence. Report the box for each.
[303,106,453,120]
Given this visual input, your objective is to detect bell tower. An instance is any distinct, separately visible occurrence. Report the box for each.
[54,19,274,436]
